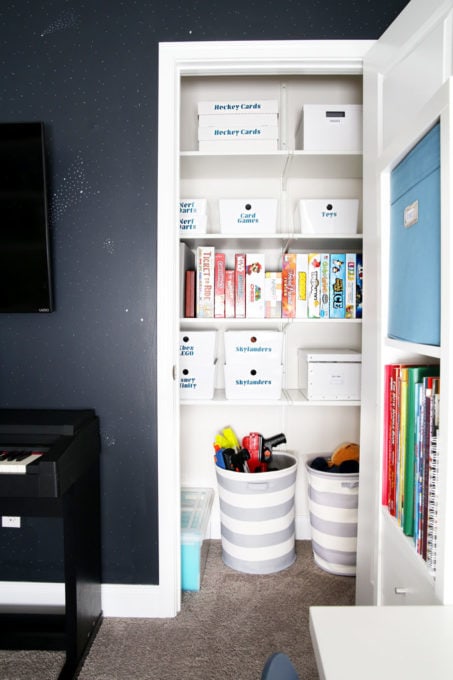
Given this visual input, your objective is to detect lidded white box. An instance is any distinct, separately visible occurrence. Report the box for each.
[298,348,361,401]
[219,199,278,234]
[297,105,363,152]
[179,361,216,400]
[296,199,359,234]
[224,363,283,400]
[224,330,283,364]
[179,199,208,234]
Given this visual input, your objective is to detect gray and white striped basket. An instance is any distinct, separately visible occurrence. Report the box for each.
[216,453,297,574]
[306,460,359,576]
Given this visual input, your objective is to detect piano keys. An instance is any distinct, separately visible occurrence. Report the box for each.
[0,409,100,498]
[0,449,45,474]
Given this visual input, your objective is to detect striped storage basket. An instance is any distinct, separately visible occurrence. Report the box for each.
[216,453,297,574]
[306,460,359,576]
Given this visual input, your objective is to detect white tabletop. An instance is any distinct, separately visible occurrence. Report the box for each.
[309,606,453,680]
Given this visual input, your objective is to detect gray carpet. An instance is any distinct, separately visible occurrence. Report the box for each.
[0,541,355,679]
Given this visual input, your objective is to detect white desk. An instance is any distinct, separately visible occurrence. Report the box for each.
[309,606,453,680]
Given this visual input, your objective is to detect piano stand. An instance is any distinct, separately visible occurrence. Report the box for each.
[0,412,102,680]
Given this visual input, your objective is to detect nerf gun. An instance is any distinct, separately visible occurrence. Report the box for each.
[214,447,250,472]
[241,432,287,472]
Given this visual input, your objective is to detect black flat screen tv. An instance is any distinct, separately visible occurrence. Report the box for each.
[0,122,53,312]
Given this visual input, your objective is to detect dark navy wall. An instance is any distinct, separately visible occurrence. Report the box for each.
[0,0,410,584]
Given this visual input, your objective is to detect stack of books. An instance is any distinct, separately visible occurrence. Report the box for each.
[197,99,279,152]
[382,363,440,574]
[182,245,363,320]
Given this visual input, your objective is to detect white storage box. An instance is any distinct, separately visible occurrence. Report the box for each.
[296,199,359,234]
[179,199,208,234]
[297,105,363,152]
[224,330,283,364]
[179,360,216,400]
[298,349,361,401]
[179,213,208,234]
[198,99,279,115]
[224,363,283,400]
[181,487,214,590]
[219,199,278,234]
[179,198,207,216]
[179,331,216,363]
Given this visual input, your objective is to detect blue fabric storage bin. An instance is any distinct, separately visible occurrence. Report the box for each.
[388,123,440,346]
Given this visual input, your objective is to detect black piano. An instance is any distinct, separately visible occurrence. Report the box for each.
[0,409,102,680]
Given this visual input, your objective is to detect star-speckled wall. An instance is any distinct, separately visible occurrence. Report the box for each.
[0,1,410,584]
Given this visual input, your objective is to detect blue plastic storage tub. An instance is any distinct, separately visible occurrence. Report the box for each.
[181,487,214,591]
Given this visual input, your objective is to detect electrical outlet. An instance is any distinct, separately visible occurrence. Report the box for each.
[2,516,21,528]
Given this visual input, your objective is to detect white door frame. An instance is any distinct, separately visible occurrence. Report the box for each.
[156,39,372,617]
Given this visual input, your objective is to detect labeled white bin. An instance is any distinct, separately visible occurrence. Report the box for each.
[219,199,278,234]
[216,453,297,574]
[179,361,216,400]
[224,363,283,400]
[296,199,359,234]
[224,330,283,364]
[306,459,359,576]
[179,199,208,234]
[180,331,216,363]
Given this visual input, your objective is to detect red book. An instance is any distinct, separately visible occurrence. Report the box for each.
[382,364,392,507]
[184,270,195,318]
[214,252,226,318]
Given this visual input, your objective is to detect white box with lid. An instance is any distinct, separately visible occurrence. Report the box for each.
[295,199,359,234]
[297,105,363,152]
[298,348,361,401]
[224,330,283,364]
[219,199,278,234]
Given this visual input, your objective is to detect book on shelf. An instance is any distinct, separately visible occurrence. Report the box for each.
[245,253,265,318]
[196,246,215,318]
[320,253,330,318]
[356,253,363,319]
[307,253,321,318]
[329,253,346,318]
[214,252,226,318]
[295,253,308,318]
[180,242,195,318]
[234,253,246,319]
[383,362,441,573]
[345,253,357,319]
[426,377,440,573]
[282,253,296,318]
[265,271,282,319]
[403,365,440,536]
[225,270,235,318]
[185,270,195,318]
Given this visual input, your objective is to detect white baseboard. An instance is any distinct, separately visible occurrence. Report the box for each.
[0,581,176,618]
[0,521,312,619]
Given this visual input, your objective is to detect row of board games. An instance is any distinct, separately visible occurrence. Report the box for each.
[182,245,363,319]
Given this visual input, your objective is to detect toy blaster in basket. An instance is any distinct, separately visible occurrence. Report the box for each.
[242,432,287,472]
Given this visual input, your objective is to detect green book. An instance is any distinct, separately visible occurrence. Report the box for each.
[403,365,440,536]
